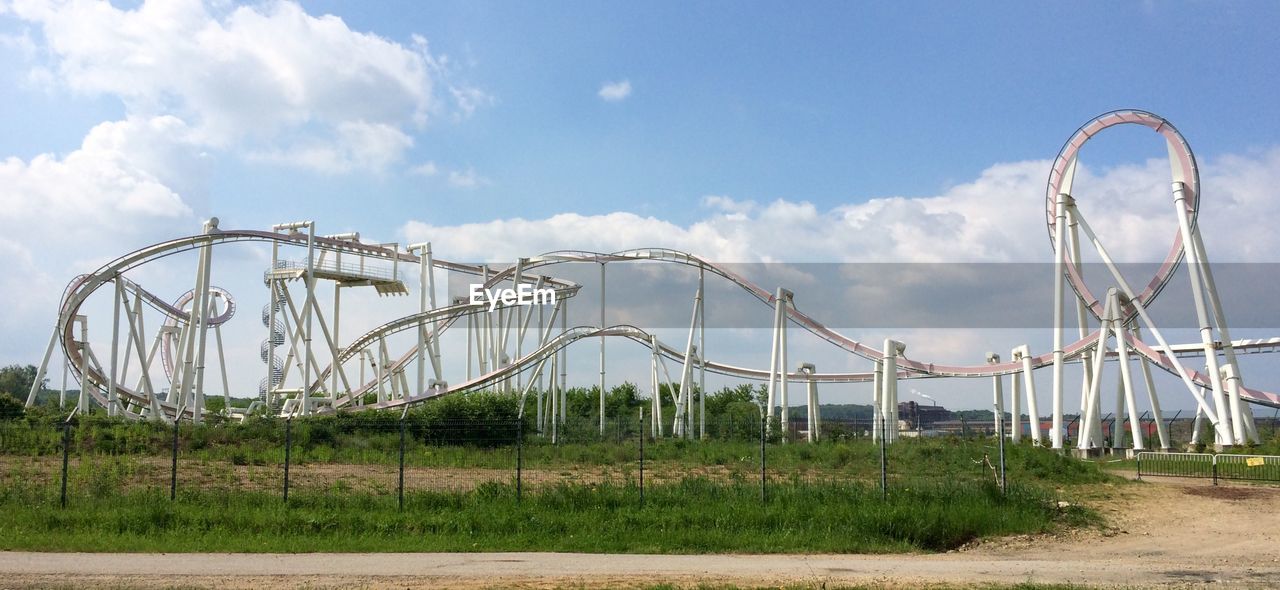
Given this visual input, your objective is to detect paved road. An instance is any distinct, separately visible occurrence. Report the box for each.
[1,550,1277,588]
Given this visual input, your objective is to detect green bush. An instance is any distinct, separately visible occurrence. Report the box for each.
[0,393,23,421]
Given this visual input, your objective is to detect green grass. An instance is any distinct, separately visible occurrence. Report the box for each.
[0,417,1117,488]
[0,413,1114,555]
[0,478,1092,554]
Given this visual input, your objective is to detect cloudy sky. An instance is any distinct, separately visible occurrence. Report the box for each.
[1,1,1279,410]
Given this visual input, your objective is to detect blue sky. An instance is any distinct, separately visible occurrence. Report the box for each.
[6,1,1280,228]
[1,1,1279,411]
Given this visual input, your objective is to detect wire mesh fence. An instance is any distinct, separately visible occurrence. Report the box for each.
[5,409,1276,511]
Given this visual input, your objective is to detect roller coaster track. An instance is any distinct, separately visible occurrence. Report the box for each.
[41,110,1280,420]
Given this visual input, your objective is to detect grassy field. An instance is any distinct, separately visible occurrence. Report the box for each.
[0,410,1122,554]
[0,477,1092,553]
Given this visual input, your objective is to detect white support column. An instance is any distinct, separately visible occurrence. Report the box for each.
[1112,367,1124,449]
[426,245,441,378]
[1236,374,1260,444]
[779,290,790,442]
[1078,292,1115,450]
[213,298,232,414]
[178,261,205,414]
[1170,182,1233,446]
[1188,225,1248,443]
[650,335,662,438]
[476,310,488,375]
[1051,193,1068,449]
[881,339,901,443]
[108,276,123,417]
[513,260,525,392]
[408,243,427,396]
[1067,209,1101,448]
[871,360,883,442]
[376,337,388,404]
[649,350,657,439]
[76,317,89,412]
[1009,356,1022,443]
[332,285,342,399]
[550,350,560,443]
[559,298,567,427]
[800,363,818,442]
[26,326,60,407]
[480,266,491,375]
[546,348,557,438]
[698,266,706,440]
[536,299,544,434]
[190,218,217,423]
[599,261,606,436]
[1015,346,1042,444]
[765,287,784,427]
[1116,318,1144,451]
[988,353,1004,441]
[302,222,316,415]
[170,322,188,404]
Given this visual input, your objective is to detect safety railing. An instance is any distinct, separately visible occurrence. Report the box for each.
[1215,454,1280,483]
[1136,452,1280,485]
[266,259,401,282]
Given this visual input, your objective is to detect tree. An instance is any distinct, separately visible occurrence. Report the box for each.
[0,364,42,400]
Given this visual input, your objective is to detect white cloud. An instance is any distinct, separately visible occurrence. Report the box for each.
[404,150,1280,265]
[408,161,439,177]
[247,120,414,173]
[447,167,489,189]
[0,117,195,232]
[449,85,494,119]
[0,28,36,57]
[598,79,631,102]
[5,0,476,173]
[0,115,201,345]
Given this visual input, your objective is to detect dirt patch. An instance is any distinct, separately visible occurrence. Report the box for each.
[1182,484,1268,500]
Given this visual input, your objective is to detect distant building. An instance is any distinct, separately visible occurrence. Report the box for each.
[898,400,951,430]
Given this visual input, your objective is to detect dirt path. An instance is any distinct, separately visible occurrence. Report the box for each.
[2,478,1278,588]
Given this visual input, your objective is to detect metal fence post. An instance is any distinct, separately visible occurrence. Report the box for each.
[1136,452,1142,481]
[998,416,1007,495]
[1212,454,1218,486]
[760,413,767,503]
[60,420,71,509]
[283,417,292,503]
[516,419,523,502]
[170,417,179,501]
[639,408,645,507]
[398,415,406,511]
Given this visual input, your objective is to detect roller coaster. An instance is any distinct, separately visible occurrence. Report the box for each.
[23,110,1280,451]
